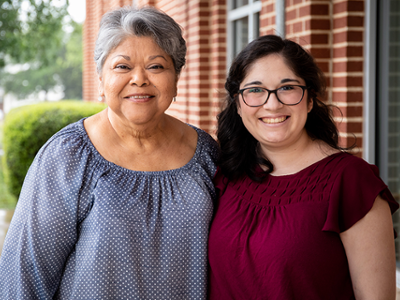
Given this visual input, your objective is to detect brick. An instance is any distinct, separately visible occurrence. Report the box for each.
[311,4,330,15]
[334,46,363,58]
[333,61,363,72]
[316,62,329,73]
[332,91,363,102]
[300,4,329,17]
[286,9,297,21]
[334,1,364,14]
[332,105,363,118]
[306,19,331,31]
[301,33,329,45]
[337,121,362,133]
[293,21,304,33]
[333,76,363,87]
[333,31,363,43]
[309,48,331,59]
[334,16,364,29]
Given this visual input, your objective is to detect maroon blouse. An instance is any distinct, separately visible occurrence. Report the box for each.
[208,152,398,300]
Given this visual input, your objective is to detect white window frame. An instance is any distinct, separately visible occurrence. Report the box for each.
[362,0,377,164]
[227,0,262,65]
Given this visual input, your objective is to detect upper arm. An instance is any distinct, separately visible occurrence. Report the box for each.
[0,133,89,298]
[340,196,397,300]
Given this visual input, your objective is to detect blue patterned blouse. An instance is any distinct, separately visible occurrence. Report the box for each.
[0,119,218,300]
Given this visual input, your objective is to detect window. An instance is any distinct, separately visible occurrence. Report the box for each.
[376,0,400,261]
[227,0,261,63]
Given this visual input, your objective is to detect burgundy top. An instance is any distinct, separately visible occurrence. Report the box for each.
[208,152,398,300]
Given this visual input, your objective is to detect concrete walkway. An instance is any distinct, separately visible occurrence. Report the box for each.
[0,209,400,298]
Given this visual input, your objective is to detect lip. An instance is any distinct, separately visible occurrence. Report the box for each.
[124,93,155,102]
[260,115,289,124]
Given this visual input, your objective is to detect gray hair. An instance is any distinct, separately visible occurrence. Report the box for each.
[94,6,186,75]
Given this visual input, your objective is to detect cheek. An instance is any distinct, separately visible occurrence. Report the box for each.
[156,77,178,97]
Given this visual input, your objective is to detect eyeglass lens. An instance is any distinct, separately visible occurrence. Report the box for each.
[242,86,305,106]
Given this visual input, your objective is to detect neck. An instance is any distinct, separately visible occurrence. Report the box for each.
[260,130,321,176]
[105,108,171,150]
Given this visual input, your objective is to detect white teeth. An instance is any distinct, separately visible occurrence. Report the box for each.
[128,96,150,99]
[261,116,287,124]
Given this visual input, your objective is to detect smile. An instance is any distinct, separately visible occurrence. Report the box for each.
[125,95,154,99]
[261,116,288,124]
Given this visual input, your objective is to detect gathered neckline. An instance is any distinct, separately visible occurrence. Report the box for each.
[266,152,346,179]
[75,118,203,176]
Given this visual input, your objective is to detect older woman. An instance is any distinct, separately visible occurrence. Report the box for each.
[208,35,398,299]
[0,6,218,299]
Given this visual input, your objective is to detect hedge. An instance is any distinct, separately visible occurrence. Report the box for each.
[3,100,106,198]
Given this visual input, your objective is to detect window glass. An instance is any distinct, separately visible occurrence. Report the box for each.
[253,12,260,40]
[377,0,400,260]
[233,17,249,58]
[233,0,249,9]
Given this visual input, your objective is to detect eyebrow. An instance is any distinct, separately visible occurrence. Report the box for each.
[112,55,131,60]
[149,55,167,61]
[243,78,301,87]
[111,54,167,62]
[243,81,263,87]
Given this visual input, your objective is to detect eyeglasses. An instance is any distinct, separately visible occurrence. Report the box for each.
[238,85,308,107]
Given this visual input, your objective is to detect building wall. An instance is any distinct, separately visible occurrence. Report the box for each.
[83,0,365,152]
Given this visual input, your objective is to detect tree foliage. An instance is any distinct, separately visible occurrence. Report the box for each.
[1,21,83,100]
[58,21,83,99]
[0,0,68,67]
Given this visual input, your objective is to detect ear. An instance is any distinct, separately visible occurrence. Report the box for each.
[237,98,242,117]
[98,75,104,96]
[307,98,313,113]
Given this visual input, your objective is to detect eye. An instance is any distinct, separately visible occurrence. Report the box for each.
[148,64,165,70]
[247,87,264,93]
[279,85,295,91]
[114,64,130,71]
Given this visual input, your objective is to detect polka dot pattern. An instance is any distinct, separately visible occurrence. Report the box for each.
[0,119,218,299]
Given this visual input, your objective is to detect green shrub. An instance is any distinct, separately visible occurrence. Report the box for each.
[3,101,106,198]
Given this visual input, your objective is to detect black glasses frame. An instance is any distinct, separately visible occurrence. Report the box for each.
[238,85,308,107]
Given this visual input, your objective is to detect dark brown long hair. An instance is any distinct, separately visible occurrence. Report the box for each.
[218,35,343,181]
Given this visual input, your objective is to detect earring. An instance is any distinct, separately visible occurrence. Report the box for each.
[173,97,176,102]
[98,96,103,102]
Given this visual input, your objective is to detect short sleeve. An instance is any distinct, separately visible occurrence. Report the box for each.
[323,156,398,233]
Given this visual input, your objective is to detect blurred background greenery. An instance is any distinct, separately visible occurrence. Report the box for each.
[0,0,87,208]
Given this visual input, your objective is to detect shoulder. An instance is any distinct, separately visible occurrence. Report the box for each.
[35,118,96,165]
[190,125,219,164]
[191,125,219,153]
[325,152,380,177]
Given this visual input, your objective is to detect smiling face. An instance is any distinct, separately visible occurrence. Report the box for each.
[237,54,313,153]
[99,35,178,127]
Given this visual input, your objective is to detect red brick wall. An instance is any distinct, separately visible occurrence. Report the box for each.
[157,0,226,134]
[84,0,365,148]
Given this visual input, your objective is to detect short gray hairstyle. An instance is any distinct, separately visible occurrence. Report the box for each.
[94,6,186,75]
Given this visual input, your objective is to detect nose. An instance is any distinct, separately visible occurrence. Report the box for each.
[263,91,283,109]
[129,68,149,87]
